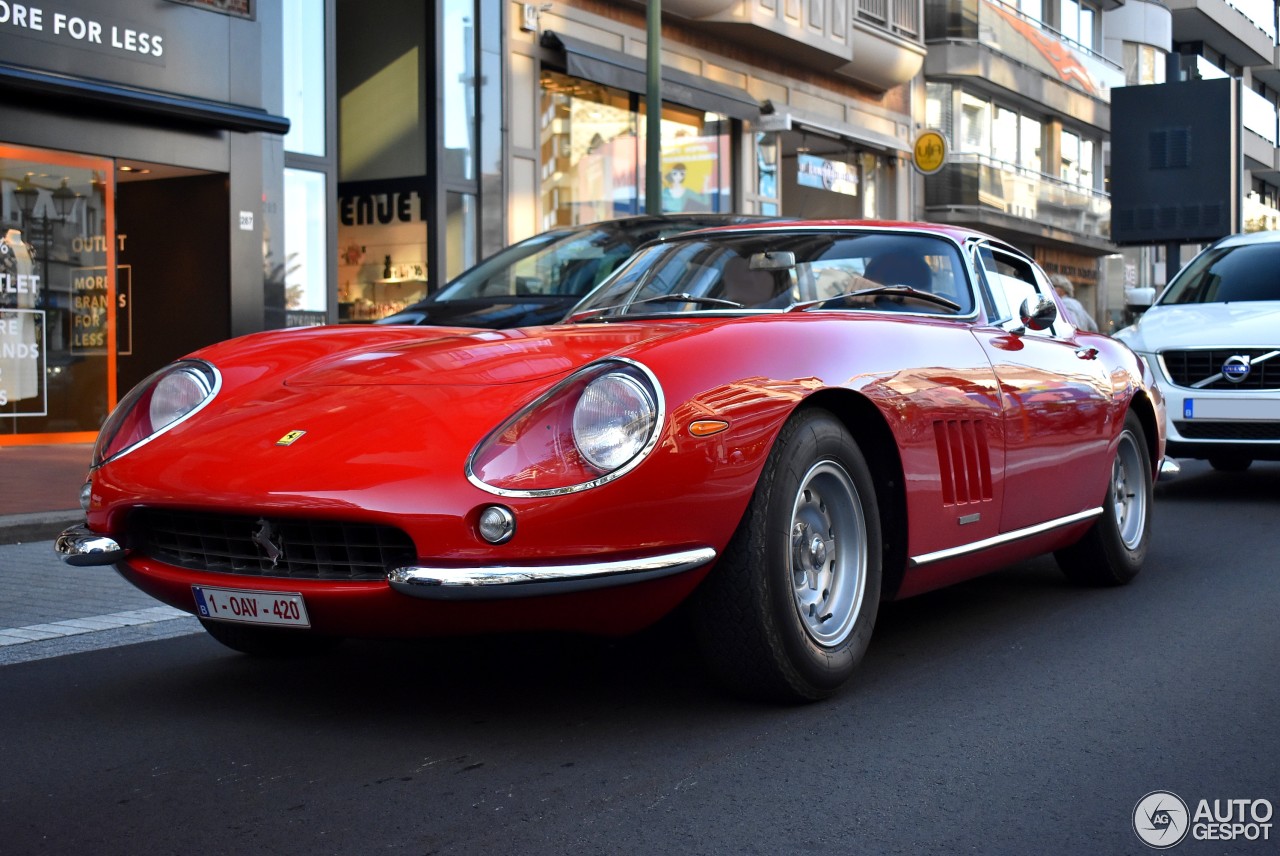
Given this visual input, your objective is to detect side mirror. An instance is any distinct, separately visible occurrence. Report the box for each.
[1018,295,1058,332]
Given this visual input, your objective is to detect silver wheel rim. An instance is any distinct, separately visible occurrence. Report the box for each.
[788,460,868,647]
[1112,429,1147,550]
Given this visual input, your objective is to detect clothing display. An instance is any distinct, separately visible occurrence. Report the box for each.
[0,227,41,404]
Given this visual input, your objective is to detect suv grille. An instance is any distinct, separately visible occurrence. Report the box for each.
[1174,421,1280,441]
[1161,348,1280,390]
[130,509,417,581]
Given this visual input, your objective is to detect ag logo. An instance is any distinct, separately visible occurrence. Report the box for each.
[1134,790,1190,848]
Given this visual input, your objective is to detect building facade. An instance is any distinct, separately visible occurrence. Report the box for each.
[3,0,1279,456]
[0,0,287,448]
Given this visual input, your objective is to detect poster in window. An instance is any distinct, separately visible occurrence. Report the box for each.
[0,309,47,415]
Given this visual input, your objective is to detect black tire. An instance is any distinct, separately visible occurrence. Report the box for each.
[1054,411,1152,586]
[694,409,883,703]
[1209,455,1252,472]
[199,618,341,657]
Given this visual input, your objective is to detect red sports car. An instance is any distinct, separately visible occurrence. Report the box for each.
[57,221,1166,702]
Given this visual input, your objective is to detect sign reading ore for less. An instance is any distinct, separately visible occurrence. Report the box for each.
[0,1,164,58]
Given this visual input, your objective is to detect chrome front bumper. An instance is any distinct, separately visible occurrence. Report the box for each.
[388,547,717,600]
[55,525,128,567]
[55,523,716,600]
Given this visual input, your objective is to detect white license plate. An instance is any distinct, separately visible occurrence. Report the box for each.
[192,585,310,628]
[1183,398,1280,420]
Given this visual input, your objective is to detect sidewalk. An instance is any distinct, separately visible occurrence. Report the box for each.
[0,443,92,544]
[0,445,198,663]
[0,539,198,665]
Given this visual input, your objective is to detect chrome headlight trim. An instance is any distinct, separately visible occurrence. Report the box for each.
[93,359,222,468]
[465,357,666,498]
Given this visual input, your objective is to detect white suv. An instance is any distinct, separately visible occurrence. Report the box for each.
[1115,230,1280,471]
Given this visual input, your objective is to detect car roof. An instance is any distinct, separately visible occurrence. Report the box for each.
[1211,229,1280,249]
[654,218,999,245]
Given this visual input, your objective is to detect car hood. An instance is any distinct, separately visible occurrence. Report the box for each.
[1117,302,1280,352]
[197,322,687,388]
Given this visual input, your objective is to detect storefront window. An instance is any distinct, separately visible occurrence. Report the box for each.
[650,104,732,215]
[538,72,732,226]
[283,168,329,323]
[1,145,115,443]
[445,192,477,280]
[756,132,780,216]
[283,0,327,157]
[443,0,477,182]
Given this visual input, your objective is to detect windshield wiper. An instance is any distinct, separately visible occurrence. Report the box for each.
[568,292,745,323]
[788,285,962,313]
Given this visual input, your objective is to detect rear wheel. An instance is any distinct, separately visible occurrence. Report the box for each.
[1208,455,1252,472]
[694,409,882,703]
[199,619,341,657]
[1054,412,1152,586]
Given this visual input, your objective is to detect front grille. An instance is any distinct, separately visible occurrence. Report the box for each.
[1161,348,1280,390]
[130,509,417,581]
[1174,421,1280,441]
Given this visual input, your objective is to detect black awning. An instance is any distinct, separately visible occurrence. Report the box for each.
[541,31,759,122]
[0,62,291,136]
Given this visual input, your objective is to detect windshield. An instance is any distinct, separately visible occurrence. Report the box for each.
[568,230,974,319]
[1160,242,1280,305]
[430,227,628,301]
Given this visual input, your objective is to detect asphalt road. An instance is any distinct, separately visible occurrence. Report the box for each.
[1,460,1277,855]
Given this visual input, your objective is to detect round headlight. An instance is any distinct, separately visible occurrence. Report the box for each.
[94,360,220,467]
[149,366,215,431]
[572,372,656,471]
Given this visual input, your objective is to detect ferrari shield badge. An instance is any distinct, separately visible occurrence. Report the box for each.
[276,430,307,446]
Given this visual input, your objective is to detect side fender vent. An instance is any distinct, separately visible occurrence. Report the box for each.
[933,419,993,506]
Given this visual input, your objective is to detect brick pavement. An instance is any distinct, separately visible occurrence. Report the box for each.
[1,443,91,544]
[0,445,205,663]
[0,539,198,665]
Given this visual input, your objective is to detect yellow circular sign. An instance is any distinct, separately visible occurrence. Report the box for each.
[913,130,948,175]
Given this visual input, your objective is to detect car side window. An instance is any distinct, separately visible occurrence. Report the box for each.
[977,245,1059,336]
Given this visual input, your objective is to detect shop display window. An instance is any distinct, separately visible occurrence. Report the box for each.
[538,71,732,227]
[1,145,116,444]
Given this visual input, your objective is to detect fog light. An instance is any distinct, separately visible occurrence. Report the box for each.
[477,505,516,544]
[79,481,93,513]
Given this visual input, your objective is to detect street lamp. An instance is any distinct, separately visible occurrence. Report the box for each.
[12,175,80,307]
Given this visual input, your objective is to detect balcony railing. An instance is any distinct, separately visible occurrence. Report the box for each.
[858,0,922,38]
[925,0,1124,101]
[1243,85,1279,145]
[1228,0,1278,41]
[924,152,1111,240]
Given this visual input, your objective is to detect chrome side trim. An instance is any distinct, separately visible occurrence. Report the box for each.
[388,546,716,600]
[55,525,129,567]
[909,508,1102,568]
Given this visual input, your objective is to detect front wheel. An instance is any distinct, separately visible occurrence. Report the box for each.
[1054,411,1152,586]
[694,409,883,703]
